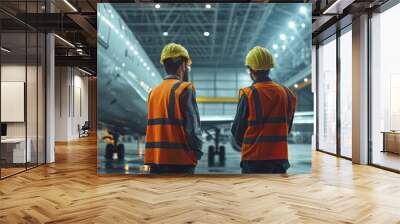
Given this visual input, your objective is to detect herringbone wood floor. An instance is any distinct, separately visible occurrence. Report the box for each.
[1,136,400,224]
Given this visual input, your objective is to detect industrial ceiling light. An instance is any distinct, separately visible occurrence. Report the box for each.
[299,6,307,14]
[279,34,286,41]
[288,21,296,29]
[1,47,11,53]
[78,67,93,76]
[155,4,161,9]
[322,0,343,14]
[54,34,75,48]
[203,31,210,37]
[163,31,168,36]
[205,4,212,9]
[272,44,278,50]
[63,0,78,12]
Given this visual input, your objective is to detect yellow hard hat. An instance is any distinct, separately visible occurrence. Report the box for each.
[160,43,192,65]
[245,46,275,70]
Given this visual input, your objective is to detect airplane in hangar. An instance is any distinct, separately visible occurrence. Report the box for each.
[97,4,236,164]
[97,4,313,165]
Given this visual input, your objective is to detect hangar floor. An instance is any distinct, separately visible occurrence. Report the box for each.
[97,140,312,175]
[0,136,400,223]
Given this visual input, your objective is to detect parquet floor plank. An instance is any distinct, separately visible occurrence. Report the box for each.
[0,136,400,223]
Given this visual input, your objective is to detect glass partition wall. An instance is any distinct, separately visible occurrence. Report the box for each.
[316,26,353,159]
[0,2,46,179]
[370,3,400,171]
[317,35,337,155]
[339,27,352,159]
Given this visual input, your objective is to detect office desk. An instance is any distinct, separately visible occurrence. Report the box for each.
[382,131,400,154]
[1,138,31,163]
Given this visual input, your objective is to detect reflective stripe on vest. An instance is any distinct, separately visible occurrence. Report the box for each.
[144,79,197,166]
[241,82,295,161]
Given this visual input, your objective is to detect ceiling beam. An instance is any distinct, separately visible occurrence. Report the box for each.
[230,4,252,56]
[283,64,311,87]
[246,6,274,51]
[219,4,236,66]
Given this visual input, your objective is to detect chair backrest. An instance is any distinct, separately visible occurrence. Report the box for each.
[82,121,90,129]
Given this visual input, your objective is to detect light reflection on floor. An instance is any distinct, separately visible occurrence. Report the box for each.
[97,141,312,174]
[372,151,400,171]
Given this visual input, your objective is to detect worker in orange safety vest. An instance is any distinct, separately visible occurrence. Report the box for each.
[231,46,297,174]
[144,43,203,174]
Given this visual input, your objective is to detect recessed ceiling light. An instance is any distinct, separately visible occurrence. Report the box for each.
[290,36,295,41]
[203,31,210,37]
[281,45,286,50]
[272,44,278,50]
[274,54,279,58]
[279,34,287,41]
[294,83,299,88]
[299,6,307,14]
[163,32,168,36]
[304,78,309,82]
[301,23,306,28]
[288,21,296,29]
[205,4,212,9]
[155,4,161,9]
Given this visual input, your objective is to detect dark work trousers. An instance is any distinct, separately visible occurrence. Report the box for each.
[149,164,195,174]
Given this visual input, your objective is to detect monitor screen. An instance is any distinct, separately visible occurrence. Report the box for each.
[1,123,7,137]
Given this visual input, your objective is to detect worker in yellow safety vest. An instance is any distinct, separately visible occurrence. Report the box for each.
[231,46,297,174]
[144,43,203,174]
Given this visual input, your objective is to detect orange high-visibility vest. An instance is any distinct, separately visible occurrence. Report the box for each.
[240,81,297,161]
[144,79,197,166]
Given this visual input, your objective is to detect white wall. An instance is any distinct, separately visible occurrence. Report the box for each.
[55,67,89,141]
